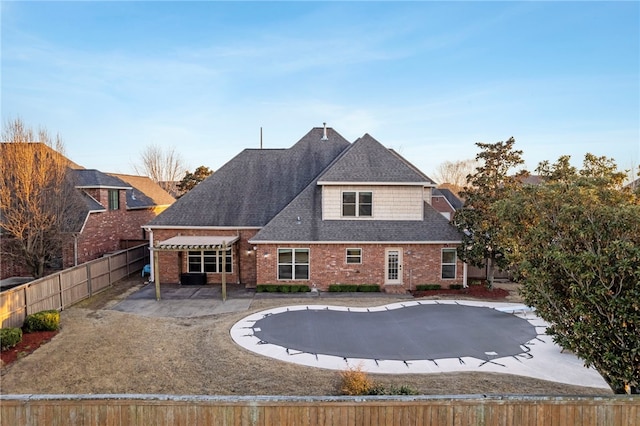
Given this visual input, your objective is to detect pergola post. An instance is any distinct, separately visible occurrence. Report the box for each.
[221,241,227,302]
[153,248,161,301]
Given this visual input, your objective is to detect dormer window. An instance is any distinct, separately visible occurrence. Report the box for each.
[342,191,372,217]
[108,189,119,210]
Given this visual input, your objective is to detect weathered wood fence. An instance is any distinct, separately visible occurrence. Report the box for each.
[0,394,637,425]
[0,244,148,328]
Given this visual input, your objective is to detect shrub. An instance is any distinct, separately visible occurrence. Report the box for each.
[1,327,23,350]
[329,284,358,292]
[329,284,380,292]
[449,284,464,290]
[23,310,60,333]
[357,284,380,292]
[368,384,419,395]
[339,364,373,396]
[415,284,441,291]
[256,284,310,293]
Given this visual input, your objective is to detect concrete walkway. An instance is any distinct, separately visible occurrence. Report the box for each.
[110,283,254,317]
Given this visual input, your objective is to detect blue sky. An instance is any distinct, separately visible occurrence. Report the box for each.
[2,1,639,181]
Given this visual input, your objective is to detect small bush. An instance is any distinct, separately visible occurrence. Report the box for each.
[23,310,60,333]
[415,284,441,291]
[256,284,310,293]
[289,285,311,293]
[339,364,373,396]
[448,284,464,290]
[329,284,358,292]
[368,384,419,395]
[329,284,380,292]
[1,327,23,350]
[357,284,380,292]
[339,365,418,396]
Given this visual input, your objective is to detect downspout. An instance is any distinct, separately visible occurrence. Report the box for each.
[73,233,79,266]
[463,262,468,288]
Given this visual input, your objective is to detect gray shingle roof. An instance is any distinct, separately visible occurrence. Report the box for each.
[317,134,433,184]
[433,188,463,210]
[109,173,175,210]
[250,183,461,243]
[70,169,131,189]
[147,127,351,227]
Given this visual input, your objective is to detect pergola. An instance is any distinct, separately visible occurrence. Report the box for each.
[151,235,239,301]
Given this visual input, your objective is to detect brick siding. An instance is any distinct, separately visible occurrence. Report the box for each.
[255,243,464,292]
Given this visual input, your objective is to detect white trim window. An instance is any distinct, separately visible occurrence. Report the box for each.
[441,248,457,279]
[342,191,372,217]
[346,248,362,264]
[278,248,309,280]
[188,249,232,273]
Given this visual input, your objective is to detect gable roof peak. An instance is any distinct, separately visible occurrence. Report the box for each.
[317,132,435,185]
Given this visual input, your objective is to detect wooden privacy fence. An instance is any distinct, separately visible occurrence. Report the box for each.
[0,394,637,426]
[0,244,148,328]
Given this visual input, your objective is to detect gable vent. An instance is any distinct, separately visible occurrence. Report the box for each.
[321,122,328,141]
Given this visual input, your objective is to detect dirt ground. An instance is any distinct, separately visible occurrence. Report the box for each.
[0,277,612,396]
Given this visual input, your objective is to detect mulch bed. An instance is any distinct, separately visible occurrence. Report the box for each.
[1,330,59,367]
[411,284,510,299]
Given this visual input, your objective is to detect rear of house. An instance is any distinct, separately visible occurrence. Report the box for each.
[145,126,465,293]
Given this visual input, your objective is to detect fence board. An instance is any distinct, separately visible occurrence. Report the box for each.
[26,276,62,313]
[89,259,111,293]
[61,267,89,307]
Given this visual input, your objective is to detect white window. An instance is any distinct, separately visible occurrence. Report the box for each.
[188,249,232,273]
[346,248,362,264]
[342,191,372,217]
[441,248,457,279]
[278,248,309,280]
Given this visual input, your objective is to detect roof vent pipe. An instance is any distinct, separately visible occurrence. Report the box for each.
[321,122,328,141]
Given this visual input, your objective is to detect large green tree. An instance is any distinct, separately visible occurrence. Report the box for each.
[453,137,527,288]
[496,155,639,394]
[177,165,213,196]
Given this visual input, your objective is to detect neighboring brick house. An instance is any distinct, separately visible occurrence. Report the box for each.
[145,126,466,293]
[1,142,174,279]
[431,188,463,220]
[64,170,174,267]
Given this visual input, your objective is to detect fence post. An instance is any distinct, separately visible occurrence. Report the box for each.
[58,273,64,309]
[126,248,131,277]
[87,263,93,297]
[24,284,30,317]
[108,256,113,286]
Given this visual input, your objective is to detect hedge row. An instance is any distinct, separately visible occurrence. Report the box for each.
[328,284,380,293]
[256,284,311,293]
[415,284,465,291]
[415,284,442,291]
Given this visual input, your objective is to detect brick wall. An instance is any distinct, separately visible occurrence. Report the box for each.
[150,228,259,286]
[255,243,464,292]
[63,189,157,267]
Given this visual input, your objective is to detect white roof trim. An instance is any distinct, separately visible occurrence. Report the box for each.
[248,240,461,245]
[317,181,433,187]
[155,235,239,250]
